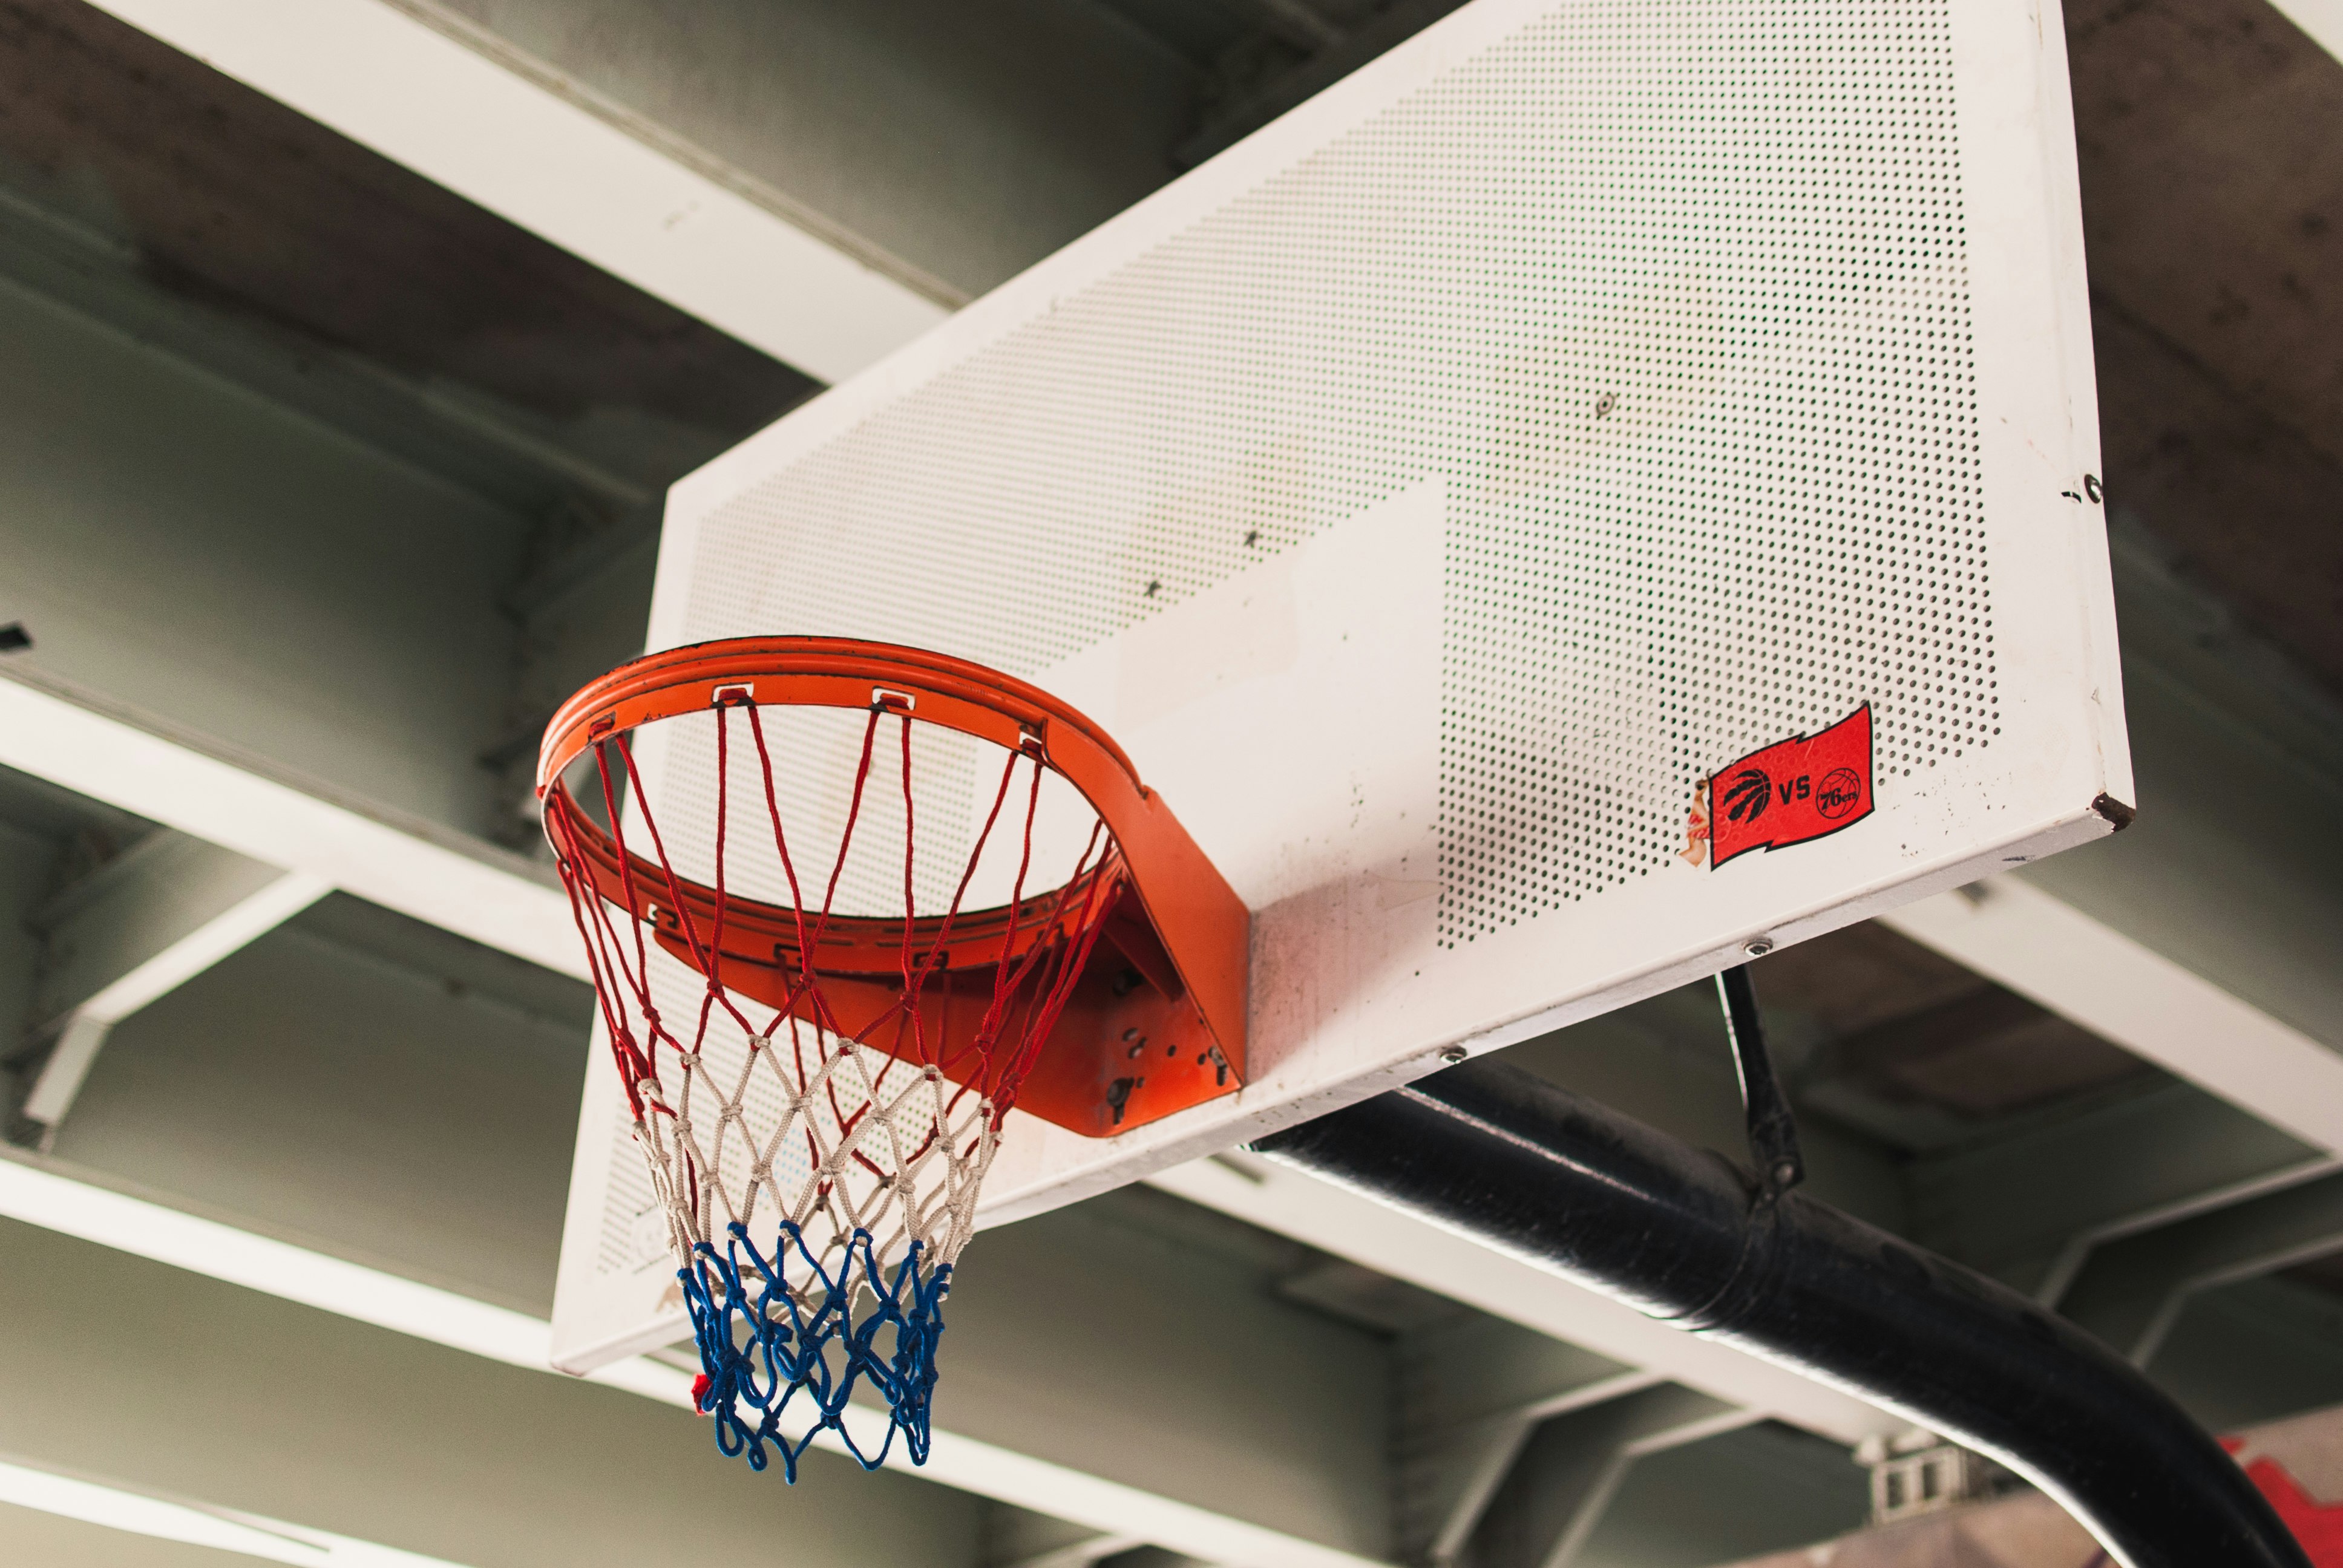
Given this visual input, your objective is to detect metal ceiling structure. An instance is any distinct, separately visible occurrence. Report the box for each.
[0,0,2338,1564]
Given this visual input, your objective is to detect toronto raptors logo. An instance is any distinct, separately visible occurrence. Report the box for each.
[1720,768,1772,825]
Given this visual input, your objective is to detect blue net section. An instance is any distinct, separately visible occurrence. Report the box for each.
[681,1221,951,1479]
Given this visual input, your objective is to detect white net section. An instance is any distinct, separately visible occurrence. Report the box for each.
[626,934,995,1300]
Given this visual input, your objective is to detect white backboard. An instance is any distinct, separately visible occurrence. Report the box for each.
[552,0,2125,1372]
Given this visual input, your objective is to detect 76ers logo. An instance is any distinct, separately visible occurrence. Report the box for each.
[1817,766,1864,820]
[1703,706,1874,867]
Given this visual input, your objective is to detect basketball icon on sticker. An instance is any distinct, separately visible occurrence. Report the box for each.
[1817,766,1864,821]
[1707,705,1875,867]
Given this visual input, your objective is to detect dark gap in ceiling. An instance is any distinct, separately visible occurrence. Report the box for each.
[2067,0,2343,699]
[1756,923,2160,1151]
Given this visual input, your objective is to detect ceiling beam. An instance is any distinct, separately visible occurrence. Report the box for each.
[2060,1168,2343,1365]
[1884,876,2343,1158]
[1175,0,1473,167]
[0,183,653,521]
[2269,0,2343,94]
[1466,1385,1755,1568]
[918,1201,1400,1564]
[1397,1312,1665,1563]
[0,667,584,982]
[0,1152,1389,1568]
[2031,1149,2340,1311]
[1902,1076,2325,1296]
[12,831,328,1141]
[0,1452,480,1568]
[0,1193,971,1568]
[81,0,947,385]
[1906,537,2343,1175]
[1147,1155,1896,1446]
[1401,1373,1664,1564]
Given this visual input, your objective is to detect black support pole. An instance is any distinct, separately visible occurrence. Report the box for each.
[1250,1059,2309,1568]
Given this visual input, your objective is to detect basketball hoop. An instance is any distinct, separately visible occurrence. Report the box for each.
[536,637,1247,1477]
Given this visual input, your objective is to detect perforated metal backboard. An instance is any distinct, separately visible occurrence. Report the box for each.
[552,0,2126,1372]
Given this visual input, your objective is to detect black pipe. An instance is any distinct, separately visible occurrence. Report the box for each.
[1251,1059,2308,1568]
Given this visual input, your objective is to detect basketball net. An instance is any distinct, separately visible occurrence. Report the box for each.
[543,694,1121,1478]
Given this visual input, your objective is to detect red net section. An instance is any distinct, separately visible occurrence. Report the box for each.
[540,694,1121,1476]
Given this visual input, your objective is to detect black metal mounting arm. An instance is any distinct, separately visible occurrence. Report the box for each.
[1718,964,1803,1200]
[1251,1053,2310,1568]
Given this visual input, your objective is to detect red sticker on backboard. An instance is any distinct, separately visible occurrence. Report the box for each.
[1708,704,1873,867]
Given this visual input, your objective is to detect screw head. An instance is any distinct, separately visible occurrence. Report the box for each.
[1742,937,1775,958]
[1438,1045,1469,1065]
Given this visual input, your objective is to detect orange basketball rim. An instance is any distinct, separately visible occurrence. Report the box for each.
[535,636,1249,1139]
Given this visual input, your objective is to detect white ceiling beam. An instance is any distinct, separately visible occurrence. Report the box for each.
[0,1154,1389,1568]
[1147,1156,1898,1447]
[17,831,329,1134]
[1884,876,2343,1157]
[1499,1387,1757,1568]
[2029,1151,2341,1310]
[0,1452,480,1568]
[997,1535,1150,1568]
[81,0,948,385]
[0,668,586,982]
[2269,0,2343,67]
[27,831,317,1032]
[1396,1313,1763,1564]
[1404,1368,1661,1567]
[2058,1169,2343,1365]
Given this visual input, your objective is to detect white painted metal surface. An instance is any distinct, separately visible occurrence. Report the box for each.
[1887,876,2343,1156]
[0,668,583,980]
[82,0,947,384]
[0,1155,1389,1568]
[2269,0,2343,68]
[0,1452,482,1568]
[558,0,2125,1371]
[1148,1155,1898,1446]
[19,833,330,1132]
